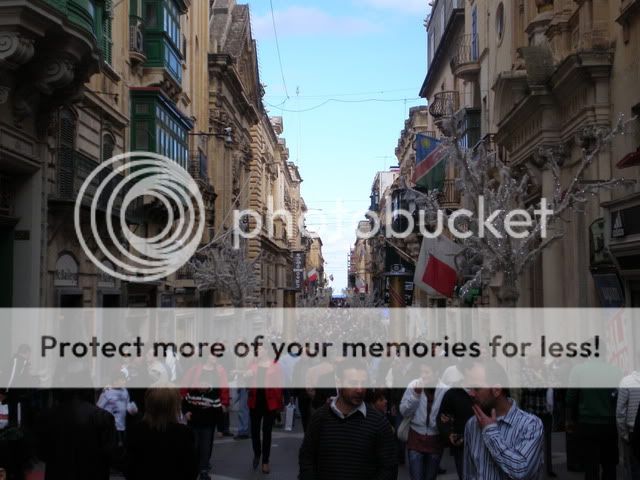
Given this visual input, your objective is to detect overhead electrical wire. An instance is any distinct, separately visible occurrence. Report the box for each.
[269,0,289,102]
[265,97,422,113]
[266,87,418,99]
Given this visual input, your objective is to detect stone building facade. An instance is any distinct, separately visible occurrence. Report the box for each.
[208,1,309,307]
[418,0,640,307]
[0,0,317,309]
[0,0,213,308]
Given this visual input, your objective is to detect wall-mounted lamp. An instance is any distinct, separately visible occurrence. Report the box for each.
[189,127,233,145]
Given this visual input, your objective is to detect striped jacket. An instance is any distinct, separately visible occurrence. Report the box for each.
[617,371,640,440]
[464,400,543,480]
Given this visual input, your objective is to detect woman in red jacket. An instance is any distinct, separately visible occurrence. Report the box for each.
[247,355,283,474]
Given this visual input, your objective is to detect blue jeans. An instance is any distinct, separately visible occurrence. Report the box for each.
[407,449,441,480]
[237,388,250,436]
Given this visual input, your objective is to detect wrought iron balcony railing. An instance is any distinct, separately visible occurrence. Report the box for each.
[189,149,209,181]
[439,178,461,208]
[451,34,480,77]
[177,263,195,280]
[429,91,460,119]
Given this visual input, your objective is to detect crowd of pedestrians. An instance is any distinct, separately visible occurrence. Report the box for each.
[2,341,640,479]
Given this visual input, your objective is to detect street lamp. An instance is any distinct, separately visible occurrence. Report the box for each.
[188,128,233,145]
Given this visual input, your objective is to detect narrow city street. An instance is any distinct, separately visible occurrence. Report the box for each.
[201,421,594,480]
[27,422,613,480]
[127,413,596,480]
[1,0,639,478]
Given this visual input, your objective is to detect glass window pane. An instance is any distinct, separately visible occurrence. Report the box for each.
[135,103,149,115]
[136,122,148,150]
[146,3,157,28]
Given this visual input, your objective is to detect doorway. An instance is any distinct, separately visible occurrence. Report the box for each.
[630,281,640,307]
[0,226,13,307]
[58,293,83,308]
[100,293,121,308]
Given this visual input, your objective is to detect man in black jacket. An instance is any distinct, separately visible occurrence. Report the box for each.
[298,359,397,480]
[37,387,117,480]
[437,384,474,480]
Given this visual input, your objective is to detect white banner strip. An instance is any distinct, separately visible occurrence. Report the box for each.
[0,308,636,389]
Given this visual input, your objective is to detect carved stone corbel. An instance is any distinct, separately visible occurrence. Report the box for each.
[574,125,609,153]
[531,142,568,169]
[0,85,9,105]
[0,32,35,70]
[35,56,75,95]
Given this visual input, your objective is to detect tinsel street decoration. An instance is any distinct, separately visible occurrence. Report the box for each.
[190,236,261,307]
[405,113,637,307]
[348,291,384,308]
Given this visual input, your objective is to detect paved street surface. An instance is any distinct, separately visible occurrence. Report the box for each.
[184,413,621,480]
[206,429,598,480]
[28,412,624,479]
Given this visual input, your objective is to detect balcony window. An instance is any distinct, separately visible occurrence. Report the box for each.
[142,0,186,83]
[130,90,191,169]
[457,108,481,150]
[145,2,158,27]
[101,0,113,65]
[130,0,142,16]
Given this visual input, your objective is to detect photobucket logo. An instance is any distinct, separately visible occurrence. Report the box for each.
[74,152,205,282]
[352,196,554,240]
[231,195,554,245]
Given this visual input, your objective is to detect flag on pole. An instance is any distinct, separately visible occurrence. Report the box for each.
[414,236,461,298]
[307,269,318,282]
[412,133,446,191]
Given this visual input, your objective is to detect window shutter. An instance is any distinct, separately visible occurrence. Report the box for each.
[103,0,113,64]
[58,109,76,199]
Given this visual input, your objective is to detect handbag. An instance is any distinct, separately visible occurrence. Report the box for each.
[397,416,412,442]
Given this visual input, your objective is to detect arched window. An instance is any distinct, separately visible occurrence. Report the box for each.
[58,109,77,198]
[102,132,116,163]
[496,3,505,45]
[54,252,79,287]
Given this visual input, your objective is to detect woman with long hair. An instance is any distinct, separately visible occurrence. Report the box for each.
[126,386,198,480]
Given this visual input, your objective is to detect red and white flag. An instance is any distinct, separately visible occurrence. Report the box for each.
[414,236,461,298]
[307,269,318,282]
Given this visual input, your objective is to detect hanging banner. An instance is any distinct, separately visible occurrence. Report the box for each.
[412,133,446,191]
[292,251,305,291]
